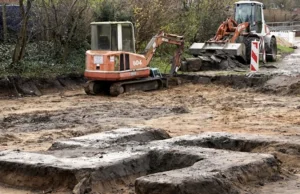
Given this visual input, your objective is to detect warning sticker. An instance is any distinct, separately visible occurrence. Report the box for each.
[110,56,115,62]
[94,56,103,64]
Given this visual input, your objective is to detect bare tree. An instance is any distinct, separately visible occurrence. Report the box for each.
[12,0,33,66]
[41,0,50,41]
[130,0,182,50]
[34,0,91,63]
[1,3,8,43]
[61,0,89,63]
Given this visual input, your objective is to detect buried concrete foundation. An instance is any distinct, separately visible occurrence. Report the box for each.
[0,128,299,194]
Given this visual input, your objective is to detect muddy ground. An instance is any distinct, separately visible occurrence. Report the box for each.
[1,83,300,151]
[1,82,300,193]
[1,40,300,193]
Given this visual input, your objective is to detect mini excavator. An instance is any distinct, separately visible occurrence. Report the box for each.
[84,22,184,96]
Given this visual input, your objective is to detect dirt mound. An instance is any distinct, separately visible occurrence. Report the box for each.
[277,36,293,48]
[0,134,20,145]
[179,73,270,89]
[181,56,246,72]
[1,80,300,193]
[260,75,300,95]
[3,130,299,194]
[0,74,85,98]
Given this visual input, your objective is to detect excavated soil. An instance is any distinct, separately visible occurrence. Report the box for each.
[0,82,300,193]
[0,74,85,98]
[1,40,300,194]
[0,128,299,194]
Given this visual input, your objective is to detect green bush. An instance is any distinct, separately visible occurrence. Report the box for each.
[1,0,240,77]
[0,42,85,77]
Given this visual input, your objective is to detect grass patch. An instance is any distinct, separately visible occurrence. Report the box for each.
[277,45,294,55]
[149,57,172,74]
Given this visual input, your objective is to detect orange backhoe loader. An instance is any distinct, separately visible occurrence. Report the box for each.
[84,22,184,96]
[189,0,277,69]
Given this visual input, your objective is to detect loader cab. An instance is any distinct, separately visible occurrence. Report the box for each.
[91,22,136,53]
[234,1,264,34]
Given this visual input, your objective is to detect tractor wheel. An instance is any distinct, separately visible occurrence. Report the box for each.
[244,36,259,64]
[266,37,277,62]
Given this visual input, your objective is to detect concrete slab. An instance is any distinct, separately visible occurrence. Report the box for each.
[0,130,298,194]
[0,128,169,193]
[136,132,300,194]
[136,150,276,194]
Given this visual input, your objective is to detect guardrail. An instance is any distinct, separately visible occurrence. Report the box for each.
[267,21,300,31]
[270,31,296,46]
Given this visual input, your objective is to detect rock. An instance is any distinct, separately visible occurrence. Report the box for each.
[73,177,91,194]
[170,106,190,114]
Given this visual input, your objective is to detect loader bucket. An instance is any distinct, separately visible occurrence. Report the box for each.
[189,42,246,63]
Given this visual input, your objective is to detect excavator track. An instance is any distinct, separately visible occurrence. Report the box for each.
[109,78,166,96]
[110,83,125,97]
[84,81,95,95]
[85,78,167,96]
[84,81,110,95]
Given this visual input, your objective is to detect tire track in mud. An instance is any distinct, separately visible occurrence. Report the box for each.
[0,101,185,133]
[1,84,300,152]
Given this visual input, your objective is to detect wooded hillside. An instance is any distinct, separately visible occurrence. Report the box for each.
[0,0,298,77]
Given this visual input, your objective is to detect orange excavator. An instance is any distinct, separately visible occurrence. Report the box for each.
[84,22,184,96]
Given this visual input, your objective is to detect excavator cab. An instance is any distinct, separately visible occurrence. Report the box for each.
[90,22,136,53]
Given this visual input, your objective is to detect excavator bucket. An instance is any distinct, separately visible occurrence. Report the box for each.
[189,42,246,63]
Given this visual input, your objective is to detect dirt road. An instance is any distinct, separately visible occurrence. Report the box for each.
[1,83,300,152]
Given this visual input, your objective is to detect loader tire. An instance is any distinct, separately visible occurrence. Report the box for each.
[244,37,259,64]
[266,37,277,62]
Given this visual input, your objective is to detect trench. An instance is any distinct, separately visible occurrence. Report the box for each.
[173,135,300,156]
[0,130,299,194]
[179,73,271,89]
[173,135,300,175]
[174,136,270,152]
[148,150,204,174]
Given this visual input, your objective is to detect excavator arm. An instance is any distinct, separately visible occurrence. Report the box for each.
[143,32,184,75]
